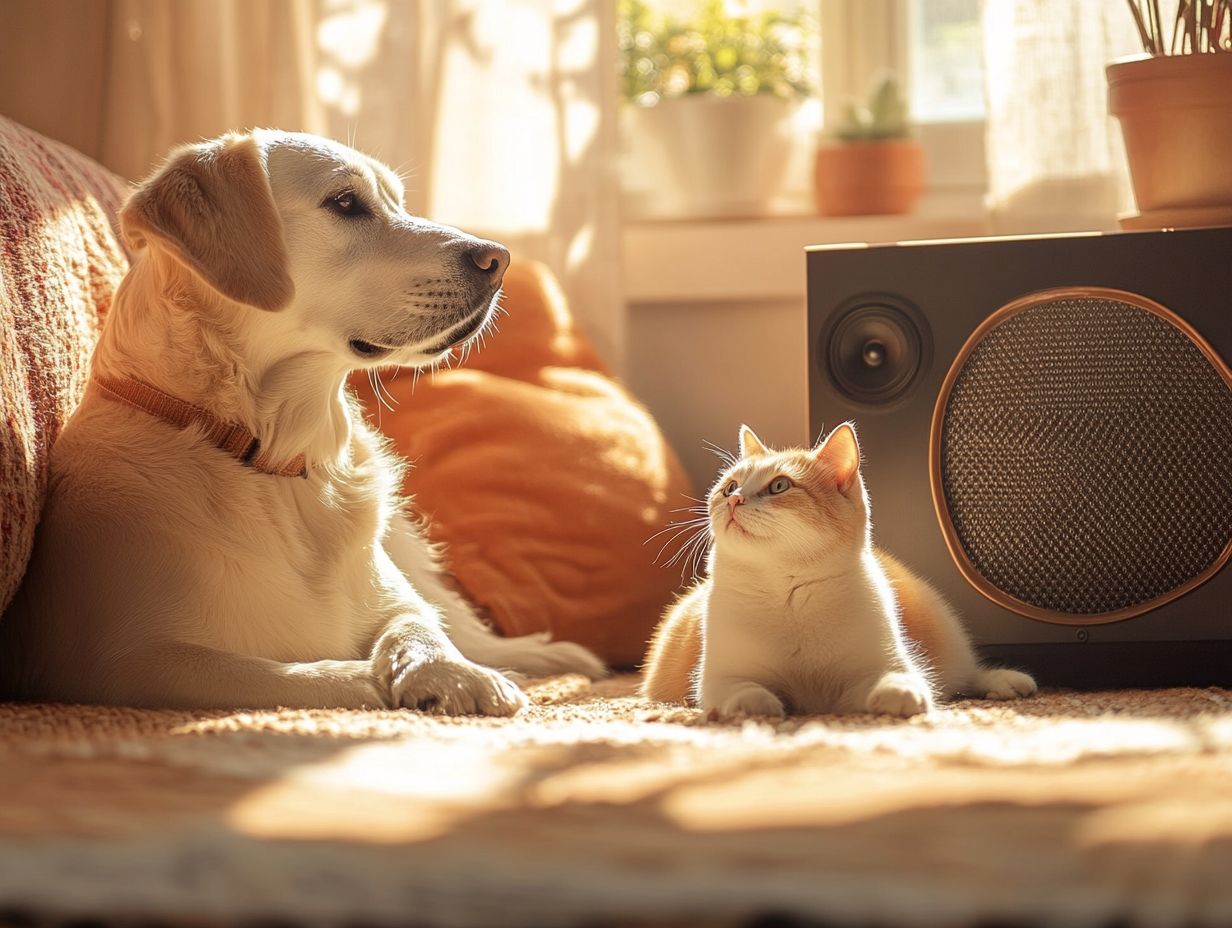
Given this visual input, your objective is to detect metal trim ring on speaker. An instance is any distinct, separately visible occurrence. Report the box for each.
[929,286,1232,626]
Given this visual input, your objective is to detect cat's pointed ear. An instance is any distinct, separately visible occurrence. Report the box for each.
[812,422,861,494]
[739,424,769,458]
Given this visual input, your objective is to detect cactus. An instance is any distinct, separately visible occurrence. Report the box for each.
[837,74,911,142]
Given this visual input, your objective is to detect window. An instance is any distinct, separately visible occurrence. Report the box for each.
[908,0,984,123]
[621,0,988,220]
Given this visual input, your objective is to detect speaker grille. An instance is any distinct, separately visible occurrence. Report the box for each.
[936,291,1232,620]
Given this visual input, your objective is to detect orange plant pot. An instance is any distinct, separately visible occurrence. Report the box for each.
[1107,53,1232,216]
[813,139,925,217]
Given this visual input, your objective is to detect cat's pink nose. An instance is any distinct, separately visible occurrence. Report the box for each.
[727,494,745,511]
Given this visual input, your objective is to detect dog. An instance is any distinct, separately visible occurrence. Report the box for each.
[0,130,605,713]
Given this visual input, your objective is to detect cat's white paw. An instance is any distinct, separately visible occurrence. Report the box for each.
[718,683,786,719]
[867,672,933,717]
[974,667,1038,700]
[392,658,527,717]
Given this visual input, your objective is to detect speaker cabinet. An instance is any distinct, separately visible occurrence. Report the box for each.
[807,228,1232,687]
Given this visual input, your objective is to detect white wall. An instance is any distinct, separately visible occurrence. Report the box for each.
[621,213,991,491]
[626,298,810,493]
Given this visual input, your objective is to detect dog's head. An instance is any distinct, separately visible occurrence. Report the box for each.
[120,130,509,369]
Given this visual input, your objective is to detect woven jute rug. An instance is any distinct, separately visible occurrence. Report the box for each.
[2,675,1231,927]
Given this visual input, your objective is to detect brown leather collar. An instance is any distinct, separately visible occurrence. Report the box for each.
[94,375,308,478]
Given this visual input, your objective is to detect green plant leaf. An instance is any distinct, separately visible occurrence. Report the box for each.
[618,0,814,102]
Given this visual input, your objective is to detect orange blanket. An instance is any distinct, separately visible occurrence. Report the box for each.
[351,263,693,667]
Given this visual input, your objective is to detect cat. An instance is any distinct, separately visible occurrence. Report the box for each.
[642,423,1037,718]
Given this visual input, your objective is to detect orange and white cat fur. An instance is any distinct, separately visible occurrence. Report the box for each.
[642,424,1037,718]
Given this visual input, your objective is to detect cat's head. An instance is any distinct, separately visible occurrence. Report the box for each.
[706,423,870,565]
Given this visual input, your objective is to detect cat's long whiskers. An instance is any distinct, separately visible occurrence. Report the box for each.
[660,542,699,570]
[651,524,709,565]
[644,517,708,548]
[661,523,710,570]
[657,524,704,563]
[703,440,738,468]
[668,505,708,517]
[675,529,713,581]
[662,530,701,567]
[645,513,709,536]
[687,532,711,580]
[646,527,707,553]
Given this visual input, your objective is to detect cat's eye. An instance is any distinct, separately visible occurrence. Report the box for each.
[767,476,793,495]
[721,480,738,497]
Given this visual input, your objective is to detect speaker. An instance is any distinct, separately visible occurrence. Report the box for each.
[807,227,1232,687]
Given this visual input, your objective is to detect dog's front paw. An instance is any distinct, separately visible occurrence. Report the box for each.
[867,672,933,717]
[392,658,527,717]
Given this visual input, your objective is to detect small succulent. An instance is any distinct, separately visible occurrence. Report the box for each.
[837,74,911,143]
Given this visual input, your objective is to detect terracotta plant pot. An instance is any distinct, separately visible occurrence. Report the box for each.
[813,139,925,217]
[1107,53,1232,223]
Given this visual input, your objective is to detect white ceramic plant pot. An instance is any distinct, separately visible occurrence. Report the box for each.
[624,94,801,219]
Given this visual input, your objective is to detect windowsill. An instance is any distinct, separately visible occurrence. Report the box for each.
[622,195,993,304]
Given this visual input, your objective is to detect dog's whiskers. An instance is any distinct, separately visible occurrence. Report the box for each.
[366,369,394,420]
[371,367,398,411]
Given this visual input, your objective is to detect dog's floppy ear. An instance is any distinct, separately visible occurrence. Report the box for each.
[121,134,294,311]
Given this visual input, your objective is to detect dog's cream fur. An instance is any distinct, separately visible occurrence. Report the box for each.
[0,130,604,713]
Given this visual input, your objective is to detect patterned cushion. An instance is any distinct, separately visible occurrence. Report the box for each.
[0,117,130,614]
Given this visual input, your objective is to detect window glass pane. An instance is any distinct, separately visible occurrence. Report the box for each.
[909,0,984,122]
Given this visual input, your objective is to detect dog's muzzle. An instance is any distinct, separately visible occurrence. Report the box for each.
[425,304,492,354]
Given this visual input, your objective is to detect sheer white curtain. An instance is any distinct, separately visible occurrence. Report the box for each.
[0,0,624,367]
[981,1,1142,232]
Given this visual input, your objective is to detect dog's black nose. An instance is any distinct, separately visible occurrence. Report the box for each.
[464,241,510,288]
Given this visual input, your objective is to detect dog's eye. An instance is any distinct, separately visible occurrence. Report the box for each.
[325,191,366,217]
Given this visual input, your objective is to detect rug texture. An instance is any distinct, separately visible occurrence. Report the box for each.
[2,676,1231,928]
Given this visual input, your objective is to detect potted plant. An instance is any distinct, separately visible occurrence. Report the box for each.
[812,74,924,218]
[1108,0,1232,228]
[618,0,813,218]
